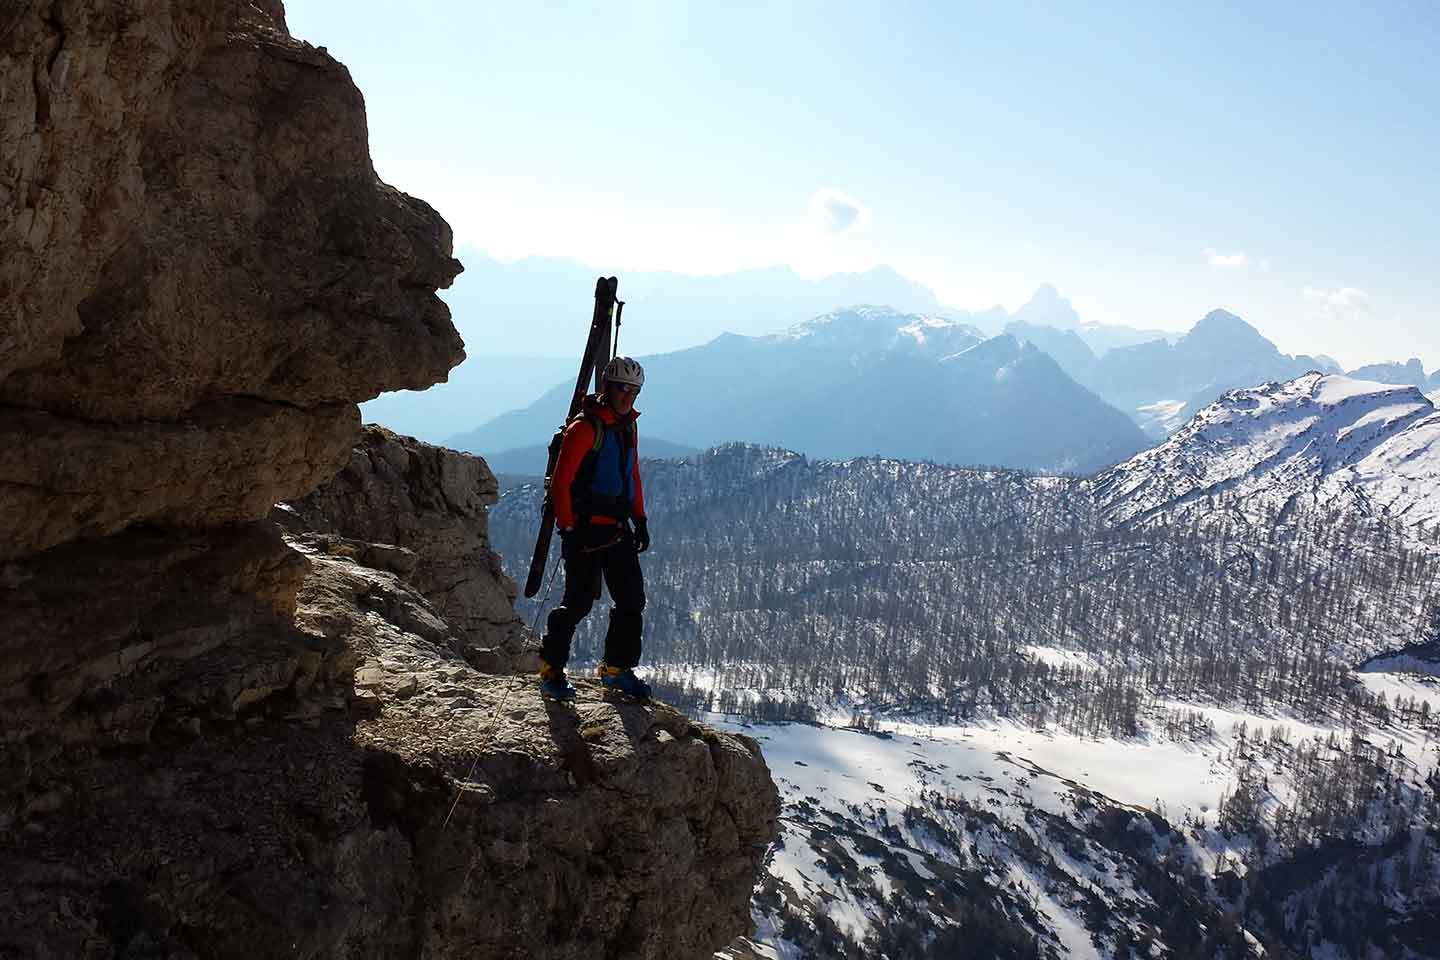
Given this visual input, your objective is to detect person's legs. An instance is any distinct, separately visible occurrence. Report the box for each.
[541,537,600,675]
[600,530,646,670]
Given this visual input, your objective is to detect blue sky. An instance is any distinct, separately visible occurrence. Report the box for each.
[286,1,1439,369]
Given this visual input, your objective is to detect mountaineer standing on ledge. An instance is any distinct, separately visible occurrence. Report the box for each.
[538,356,652,701]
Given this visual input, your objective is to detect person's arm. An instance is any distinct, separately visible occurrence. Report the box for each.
[630,433,650,552]
[551,418,596,530]
[630,432,646,520]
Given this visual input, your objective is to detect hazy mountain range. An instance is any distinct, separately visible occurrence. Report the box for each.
[1346,356,1440,390]
[448,254,946,356]
[363,255,1437,470]
[452,306,1150,474]
[1007,282,1174,355]
[1007,308,1344,438]
[360,259,1175,444]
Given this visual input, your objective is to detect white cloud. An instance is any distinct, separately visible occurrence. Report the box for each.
[1303,286,1373,326]
[1303,285,1370,308]
[1203,247,1250,268]
[809,188,870,236]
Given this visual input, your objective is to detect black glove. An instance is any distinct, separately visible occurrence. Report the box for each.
[633,517,650,554]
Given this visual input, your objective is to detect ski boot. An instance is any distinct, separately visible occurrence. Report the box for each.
[598,663,651,700]
[538,660,577,702]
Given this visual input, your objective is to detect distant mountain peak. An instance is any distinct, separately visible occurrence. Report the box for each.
[1179,308,1277,355]
[1201,307,1244,323]
[1192,308,1258,335]
[1012,283,1082,330]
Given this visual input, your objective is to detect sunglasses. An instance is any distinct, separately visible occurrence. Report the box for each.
[609,383,641,395]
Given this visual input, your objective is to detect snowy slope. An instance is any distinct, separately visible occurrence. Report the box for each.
[1094,373,1440,526]
[717,717,1250,959]
[716,700,1440,960]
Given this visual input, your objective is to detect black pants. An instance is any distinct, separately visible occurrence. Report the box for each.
[541,524,646,673]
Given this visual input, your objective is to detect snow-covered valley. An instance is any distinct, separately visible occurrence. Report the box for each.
[714,676,1440,959]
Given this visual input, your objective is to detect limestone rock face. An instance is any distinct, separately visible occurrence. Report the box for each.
[2,2,778,957]
[0,399,359,561]
[0,522,319,747]
[1,0,226,383]
[0,535,779,959]
[0,0,464,557]
[282,425,531,673]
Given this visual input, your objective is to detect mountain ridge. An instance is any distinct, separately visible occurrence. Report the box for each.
[451,306,1150,474]
[1094,372,1440,526]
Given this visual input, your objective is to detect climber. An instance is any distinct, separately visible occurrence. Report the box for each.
[538,356,652,701]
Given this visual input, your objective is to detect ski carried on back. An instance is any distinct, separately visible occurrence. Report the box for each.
[523,276,622,598]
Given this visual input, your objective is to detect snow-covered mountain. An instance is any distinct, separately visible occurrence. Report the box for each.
[1094,373,1440,527]
[454,306,1150,474]
[777,305,985,357]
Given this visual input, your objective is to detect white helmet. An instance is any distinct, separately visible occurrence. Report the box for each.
[603,356,645,389]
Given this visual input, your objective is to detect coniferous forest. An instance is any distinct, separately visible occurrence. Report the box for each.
[492,445,1440,735]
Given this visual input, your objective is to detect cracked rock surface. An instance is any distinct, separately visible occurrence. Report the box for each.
[282,425,531,675]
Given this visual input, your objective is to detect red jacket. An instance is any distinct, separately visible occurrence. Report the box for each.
[551,397,646,529]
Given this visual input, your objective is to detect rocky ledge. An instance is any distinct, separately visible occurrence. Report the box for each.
[1,530,776,958]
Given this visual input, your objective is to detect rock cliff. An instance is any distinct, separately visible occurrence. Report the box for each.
[1,0,464,560]
[0,2,778,957]
[280,425,530,675]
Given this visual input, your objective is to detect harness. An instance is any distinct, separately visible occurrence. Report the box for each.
[569,409,637,522]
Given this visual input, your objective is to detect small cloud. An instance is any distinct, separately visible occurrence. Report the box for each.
[1203,247,1250,268]
[1303,286,1372,325]
[1303,286,1370,308]
[809,188,869,236]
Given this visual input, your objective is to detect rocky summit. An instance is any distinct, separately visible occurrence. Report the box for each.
[0,2,777,958]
